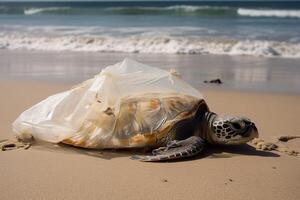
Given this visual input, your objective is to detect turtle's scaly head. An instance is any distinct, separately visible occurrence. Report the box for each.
[205,112,258,145]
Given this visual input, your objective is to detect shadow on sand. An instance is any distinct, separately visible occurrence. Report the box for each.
[202,144,279,159]
[142,144,279,163]
[30,142,279,162]
[31,142,132,160]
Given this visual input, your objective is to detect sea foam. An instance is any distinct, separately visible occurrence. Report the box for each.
[1,33,299,58]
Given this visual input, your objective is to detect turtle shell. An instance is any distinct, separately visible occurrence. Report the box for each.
[63,93,200,149]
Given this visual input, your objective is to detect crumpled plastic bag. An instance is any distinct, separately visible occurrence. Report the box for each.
[13,58,202,147]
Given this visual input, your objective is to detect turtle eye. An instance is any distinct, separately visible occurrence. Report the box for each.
[231,121,245,130]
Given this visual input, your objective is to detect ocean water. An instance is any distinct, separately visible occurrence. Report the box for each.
[0,1,300,58]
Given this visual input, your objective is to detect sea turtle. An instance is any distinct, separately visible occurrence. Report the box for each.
[4,59,259,161]
[7,92,258,162]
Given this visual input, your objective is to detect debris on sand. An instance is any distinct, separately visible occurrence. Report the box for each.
[251,137,299,156]
[1,139,31,151]
[277,135,300,142]
[161,179,168,183]
[204,79,223,84]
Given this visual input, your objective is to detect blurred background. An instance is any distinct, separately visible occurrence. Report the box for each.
[0,0,300,93]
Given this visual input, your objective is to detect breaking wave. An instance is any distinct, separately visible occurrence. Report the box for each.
[237,8,300,18]
[106,5,232,14]
[1,33,299,58]
[24,7,71,15]
[19,5,233,16]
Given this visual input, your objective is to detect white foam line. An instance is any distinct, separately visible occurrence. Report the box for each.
[24,7,70,15]
[1,34,300,58]
[238,8,300,18]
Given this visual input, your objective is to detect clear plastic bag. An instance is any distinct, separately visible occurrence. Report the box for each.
[13,58,202,148]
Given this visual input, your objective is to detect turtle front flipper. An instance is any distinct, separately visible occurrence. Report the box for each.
[131,136,204,162]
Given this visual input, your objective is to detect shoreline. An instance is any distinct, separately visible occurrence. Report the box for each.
[1,49,300,94]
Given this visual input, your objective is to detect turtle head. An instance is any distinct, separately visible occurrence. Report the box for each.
[205,112,258,145]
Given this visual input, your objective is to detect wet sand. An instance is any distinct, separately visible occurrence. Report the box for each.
[1,50,300,94]
[0,80,300,200]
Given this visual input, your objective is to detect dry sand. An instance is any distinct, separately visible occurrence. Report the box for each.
[0,80,300,200]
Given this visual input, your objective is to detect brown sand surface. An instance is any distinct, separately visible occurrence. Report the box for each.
[0,80,300,200]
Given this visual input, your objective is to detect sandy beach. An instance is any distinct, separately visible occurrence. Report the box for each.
[1,78,300,200]
[1,0,300,199]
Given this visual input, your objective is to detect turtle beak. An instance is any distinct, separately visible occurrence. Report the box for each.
[239,118,258,139]
[228,124,258,145]
[232,121,258,144]
[251,124,259,139]
[243,122,258,142]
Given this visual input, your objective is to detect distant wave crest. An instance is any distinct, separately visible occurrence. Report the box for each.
[237,8,300,18]
[108,5,231,12]
[105,5,234,15]
[24,7,71,15]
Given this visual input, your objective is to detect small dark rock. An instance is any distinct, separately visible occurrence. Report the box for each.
[277,136,300,142]
[204,79,223,84]
[229,179,234,182]
[161,179,168,183]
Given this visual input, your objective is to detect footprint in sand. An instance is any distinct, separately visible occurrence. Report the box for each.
[251,136,300,156]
